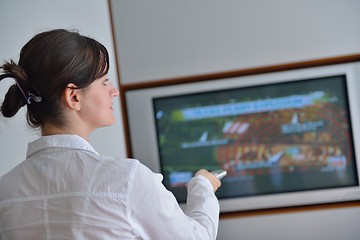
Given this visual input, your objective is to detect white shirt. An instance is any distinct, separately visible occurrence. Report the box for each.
[0,134,219,240]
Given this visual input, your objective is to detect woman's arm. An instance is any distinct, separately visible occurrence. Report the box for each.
[127,162,220,240]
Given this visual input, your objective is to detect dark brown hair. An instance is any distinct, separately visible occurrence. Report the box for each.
[0,29,109,128]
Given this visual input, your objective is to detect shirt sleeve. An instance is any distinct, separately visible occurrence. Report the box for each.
[126,162,220,240]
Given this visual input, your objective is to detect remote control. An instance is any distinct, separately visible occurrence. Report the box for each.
[211,169,227,180]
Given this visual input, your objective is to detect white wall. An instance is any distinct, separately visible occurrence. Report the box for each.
[219,207,360,240]
[0,0,126,177]
[111,0,360,84]
[109,1,360,240]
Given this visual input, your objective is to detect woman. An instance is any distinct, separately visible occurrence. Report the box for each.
[0,29,221,239]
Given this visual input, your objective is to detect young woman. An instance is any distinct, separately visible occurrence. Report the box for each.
[0,29,221,239]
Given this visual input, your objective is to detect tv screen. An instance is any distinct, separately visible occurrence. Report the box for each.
[152,75,358,203]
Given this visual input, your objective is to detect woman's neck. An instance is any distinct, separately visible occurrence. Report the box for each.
[41,122,90,141]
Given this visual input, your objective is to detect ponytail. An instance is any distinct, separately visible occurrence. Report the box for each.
[1,61,42,118]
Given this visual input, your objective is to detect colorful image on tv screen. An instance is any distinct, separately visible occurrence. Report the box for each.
[153,75,358,202]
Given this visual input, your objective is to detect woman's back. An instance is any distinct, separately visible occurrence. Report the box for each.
[0,135,138,239]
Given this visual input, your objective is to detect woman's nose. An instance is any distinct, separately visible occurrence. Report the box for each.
[111,85,119,97]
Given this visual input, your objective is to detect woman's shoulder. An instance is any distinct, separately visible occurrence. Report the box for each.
[92,155,142,176]
[96,155,163,187]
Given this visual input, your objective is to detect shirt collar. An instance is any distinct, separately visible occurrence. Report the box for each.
[26,134,99,158]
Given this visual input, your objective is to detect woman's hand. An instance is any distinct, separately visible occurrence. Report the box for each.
[195,169,221,192]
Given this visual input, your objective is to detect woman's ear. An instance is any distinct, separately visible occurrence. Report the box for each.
[64,83,82,111]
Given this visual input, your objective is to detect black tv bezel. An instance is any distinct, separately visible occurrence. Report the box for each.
[152,74,358,204]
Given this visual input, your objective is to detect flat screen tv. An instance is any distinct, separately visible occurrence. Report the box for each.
[124,62,360,212]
